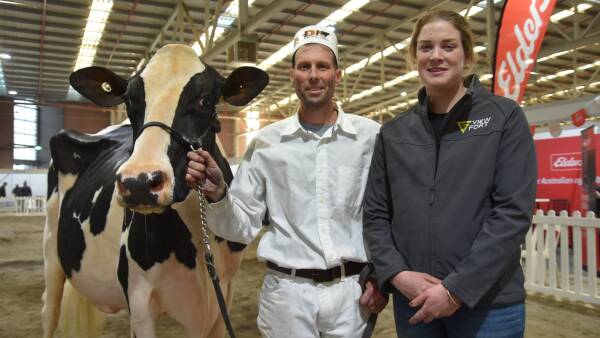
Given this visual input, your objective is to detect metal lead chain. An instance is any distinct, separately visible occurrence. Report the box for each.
[196,186,218,280]
[197,187,211,251]
[190,146,235,338]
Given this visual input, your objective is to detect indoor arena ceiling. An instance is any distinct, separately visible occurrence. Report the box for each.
[0,0,599,122]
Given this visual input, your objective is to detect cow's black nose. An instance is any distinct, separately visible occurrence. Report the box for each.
[116,171,165,207]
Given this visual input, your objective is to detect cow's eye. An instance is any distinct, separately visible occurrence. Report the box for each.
[198,97,210,107]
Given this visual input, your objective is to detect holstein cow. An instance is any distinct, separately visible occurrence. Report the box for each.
[42,44,268,338]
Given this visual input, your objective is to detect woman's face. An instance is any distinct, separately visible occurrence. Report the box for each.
[415,20,469,93]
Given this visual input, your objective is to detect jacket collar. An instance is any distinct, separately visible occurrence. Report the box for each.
[416,74,483,114]
[281,102,357,136]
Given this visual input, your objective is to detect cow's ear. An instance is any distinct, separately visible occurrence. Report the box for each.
[222,66,269,106]
[69,66,128,107]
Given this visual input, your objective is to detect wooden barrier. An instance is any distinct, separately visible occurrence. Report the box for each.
[524,210,600,304]
[0,196,46,215]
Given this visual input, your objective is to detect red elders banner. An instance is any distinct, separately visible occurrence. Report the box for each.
[493,0,557,102]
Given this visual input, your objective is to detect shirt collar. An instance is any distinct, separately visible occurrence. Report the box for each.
[280,102,357,136]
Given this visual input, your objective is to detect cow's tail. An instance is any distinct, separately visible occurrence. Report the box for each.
[59,280,105,338]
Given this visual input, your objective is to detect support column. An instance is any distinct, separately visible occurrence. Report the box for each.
[0,98,13,168]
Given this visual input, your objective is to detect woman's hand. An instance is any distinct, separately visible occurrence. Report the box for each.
[408,284,461,324]
[390,271,441,301]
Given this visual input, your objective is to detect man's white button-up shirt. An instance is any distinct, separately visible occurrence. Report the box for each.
[207,105,380,269]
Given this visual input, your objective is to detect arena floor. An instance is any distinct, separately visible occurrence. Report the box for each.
[1,215,599,338]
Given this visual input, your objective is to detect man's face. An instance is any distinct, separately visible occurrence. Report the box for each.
[290,44,341,109]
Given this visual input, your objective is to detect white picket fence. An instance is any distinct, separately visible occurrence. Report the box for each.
[523,210,600,305]
[0,196,46,215]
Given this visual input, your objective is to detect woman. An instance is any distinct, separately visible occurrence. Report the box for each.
[363,9,536,338]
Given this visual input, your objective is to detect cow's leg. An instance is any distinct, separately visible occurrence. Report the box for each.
[42,193,65,338]
[42,259,66,338]
[204,315,226,338]
[158,271,212,338]
[128,279,161,338]
[202,280,234,338]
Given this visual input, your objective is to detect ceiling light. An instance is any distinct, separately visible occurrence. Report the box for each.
[473,45,486,53]
[349,71,418,102]
[551,10,574,23]
[68,0,113,100]
[0,53,10,60]
[73,0,113,71]
[480,73,493,81]
[8,90,17,95]
[550,4,591,23]
[345,39,408,75]
[459,0,502,18]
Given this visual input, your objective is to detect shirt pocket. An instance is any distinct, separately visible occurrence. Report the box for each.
[336,165,368,212]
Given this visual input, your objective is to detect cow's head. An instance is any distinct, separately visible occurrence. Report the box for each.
[69,44,268,213]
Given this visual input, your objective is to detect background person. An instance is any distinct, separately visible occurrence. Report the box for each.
[12,184,21,197]
[363,9,537,338]
[187,25,387,338]
[21,181,32,197]
[0,182,6,198]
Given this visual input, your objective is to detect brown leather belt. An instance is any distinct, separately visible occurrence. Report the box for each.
[266,261,366,283]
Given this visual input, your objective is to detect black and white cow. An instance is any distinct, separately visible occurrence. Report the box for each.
[42,44,268,338]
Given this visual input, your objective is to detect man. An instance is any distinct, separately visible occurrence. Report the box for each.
[12,184,21,197]
[0,182,6,198]
[187,25,387,337]
[21,181,32,197]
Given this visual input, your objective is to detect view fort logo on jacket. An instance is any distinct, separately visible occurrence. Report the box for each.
[457,117,492,134]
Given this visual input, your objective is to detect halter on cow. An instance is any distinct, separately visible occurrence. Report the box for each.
[42,44,268,338]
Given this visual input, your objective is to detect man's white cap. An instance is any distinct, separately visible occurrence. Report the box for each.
[292,25,339,64]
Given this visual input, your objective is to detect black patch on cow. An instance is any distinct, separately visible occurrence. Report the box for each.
[127,208,197,271]
[51,129,116,175]
[226,241,246,252]
[55,125,132,277]
[89,183,116,235]
[160,67,235,203]
[123,208,133,231]
[125,76,146,141]
[117,245,130,309]
[47,164,58,200]
[214,235,246,253]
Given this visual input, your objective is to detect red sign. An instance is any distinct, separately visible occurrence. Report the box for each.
[493,0,557,102]
[571,108,588,127]
[550,152,582,171]
[536,134,600,213]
